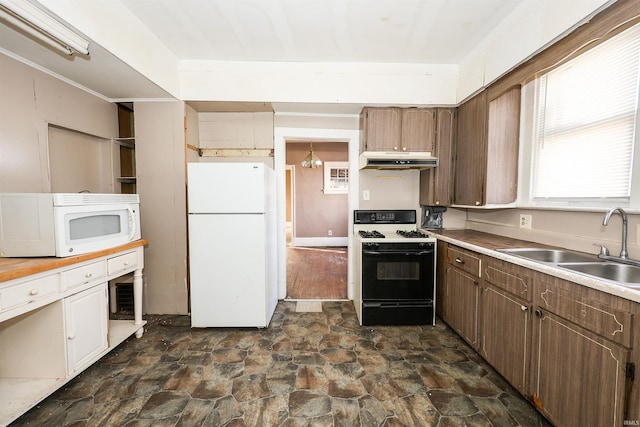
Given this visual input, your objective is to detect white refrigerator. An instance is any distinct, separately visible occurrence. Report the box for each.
[187,162,278,327]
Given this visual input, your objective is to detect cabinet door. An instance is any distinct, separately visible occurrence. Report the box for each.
[531,309,630,427]
[64,284,108,376]
[479,285,530,394]
[419,108,456,206]
[443,265,479,348]
[485,87,520,205]
[361,107,402,151]
[454,91,487,206]
[401,108,436,152]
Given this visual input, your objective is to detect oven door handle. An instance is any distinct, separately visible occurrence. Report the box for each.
[362,249,433,256]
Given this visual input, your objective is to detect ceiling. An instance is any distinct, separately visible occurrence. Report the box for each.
[0,0,524,103]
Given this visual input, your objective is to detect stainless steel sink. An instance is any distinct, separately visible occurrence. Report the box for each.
[496,248,598,264]
[558,262,640,288]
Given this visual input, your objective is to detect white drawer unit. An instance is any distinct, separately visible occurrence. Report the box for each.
[107,251,138,276]
[61,261,106,290]
[0,241,146,427]
[0,274,59,311]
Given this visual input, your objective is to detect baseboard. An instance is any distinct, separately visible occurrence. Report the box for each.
[293,237,348,247]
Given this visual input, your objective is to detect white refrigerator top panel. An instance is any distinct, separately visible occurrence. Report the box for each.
[188,162,271,214]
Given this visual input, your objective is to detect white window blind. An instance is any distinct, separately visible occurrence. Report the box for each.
[533,23,640,200]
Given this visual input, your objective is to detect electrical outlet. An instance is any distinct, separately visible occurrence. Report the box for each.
[363,190,370,201]
[328,230,333,236]
[519,214,532,229]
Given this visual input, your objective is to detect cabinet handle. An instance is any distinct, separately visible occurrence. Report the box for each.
[68,333,75,340]
[475,201,481,206]
[124,261,129,266]
[521,305,528,312]
[29,289,38,296]
[85,272,92,278]
[394,146,398,151]
[535,309,544,318]
[402,147,407,151]
[455,258,465,264]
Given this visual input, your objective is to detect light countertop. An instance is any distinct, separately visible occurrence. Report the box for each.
[423,229,640,304]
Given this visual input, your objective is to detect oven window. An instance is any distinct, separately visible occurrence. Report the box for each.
[69,214,121,240]
[377,261,420,280]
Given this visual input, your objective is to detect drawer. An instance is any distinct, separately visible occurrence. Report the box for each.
[107,251,138,276]
[483,258,533,301]
[447,246,481,277]
[0,274,60,311]
[61,261,106,290]
[536,280,634,348]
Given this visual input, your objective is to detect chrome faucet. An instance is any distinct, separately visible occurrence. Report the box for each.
[602,207,628,259]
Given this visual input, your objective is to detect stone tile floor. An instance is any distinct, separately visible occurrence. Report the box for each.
[11,301,552,426]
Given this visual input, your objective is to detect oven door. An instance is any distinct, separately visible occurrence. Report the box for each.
[361,242,435,301]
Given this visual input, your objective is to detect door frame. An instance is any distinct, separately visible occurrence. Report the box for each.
[274,125,360,301]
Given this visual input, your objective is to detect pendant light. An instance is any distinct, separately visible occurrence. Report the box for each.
[301,142,322,168]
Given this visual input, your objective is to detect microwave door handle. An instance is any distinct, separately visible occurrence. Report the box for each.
[127,206,137,241]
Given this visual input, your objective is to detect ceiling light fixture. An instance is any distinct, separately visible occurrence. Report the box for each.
[301,142,322,169]
[0,0,89,56]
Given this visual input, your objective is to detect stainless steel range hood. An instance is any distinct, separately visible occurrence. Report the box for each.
[359,151,438,170]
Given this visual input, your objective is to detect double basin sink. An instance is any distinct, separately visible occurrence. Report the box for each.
[496,248,640,289]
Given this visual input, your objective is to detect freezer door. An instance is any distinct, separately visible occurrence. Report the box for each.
[189,213,276,327]
[187,163,268,214]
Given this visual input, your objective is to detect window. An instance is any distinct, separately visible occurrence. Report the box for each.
[323,161,349,194]
[520,22,640,208]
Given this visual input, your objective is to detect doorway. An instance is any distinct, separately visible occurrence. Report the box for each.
[274,127,359,299]
[282,139,353,300]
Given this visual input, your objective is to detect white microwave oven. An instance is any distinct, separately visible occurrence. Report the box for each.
[0,193,141,258]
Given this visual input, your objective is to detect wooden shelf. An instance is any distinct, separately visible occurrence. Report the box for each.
[116,177,137,183]
[114,137,135,149]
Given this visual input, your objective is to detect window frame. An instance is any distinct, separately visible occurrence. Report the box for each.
[517,30,640,210]
[323,161,349,195]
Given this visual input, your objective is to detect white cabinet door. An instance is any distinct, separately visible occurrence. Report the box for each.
[64,284,108,376]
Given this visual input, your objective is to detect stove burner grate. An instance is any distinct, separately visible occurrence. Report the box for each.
[358,230,385,238]
[396,230,430,238]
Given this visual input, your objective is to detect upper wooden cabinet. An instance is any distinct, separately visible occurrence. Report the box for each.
[453,87,520,207]
[401,108,436,152]
[360,107,436,152]
[420,108,456,206]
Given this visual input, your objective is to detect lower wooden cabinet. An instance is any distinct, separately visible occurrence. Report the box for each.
[479,284,530,394]
[531,309,630,427]
[531,275,636,427]
[441,245,481,349]
[64,284,108,376]
[443,266,479,348]
[438,242,639,427]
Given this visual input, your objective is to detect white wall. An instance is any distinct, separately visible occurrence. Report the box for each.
[0,53,117,193]
[467,208,640,261]
[135,101,189,314]
[458,0,613,101]
[38,0,181,99]
[180,61,459,106]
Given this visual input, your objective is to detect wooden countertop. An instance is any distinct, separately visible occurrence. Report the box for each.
[428,229,558,251]
[0,239,148,283]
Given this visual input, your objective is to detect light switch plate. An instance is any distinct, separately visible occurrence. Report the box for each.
[363,190,370,201]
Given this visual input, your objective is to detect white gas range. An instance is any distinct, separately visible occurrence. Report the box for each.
[353,210,437,326]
